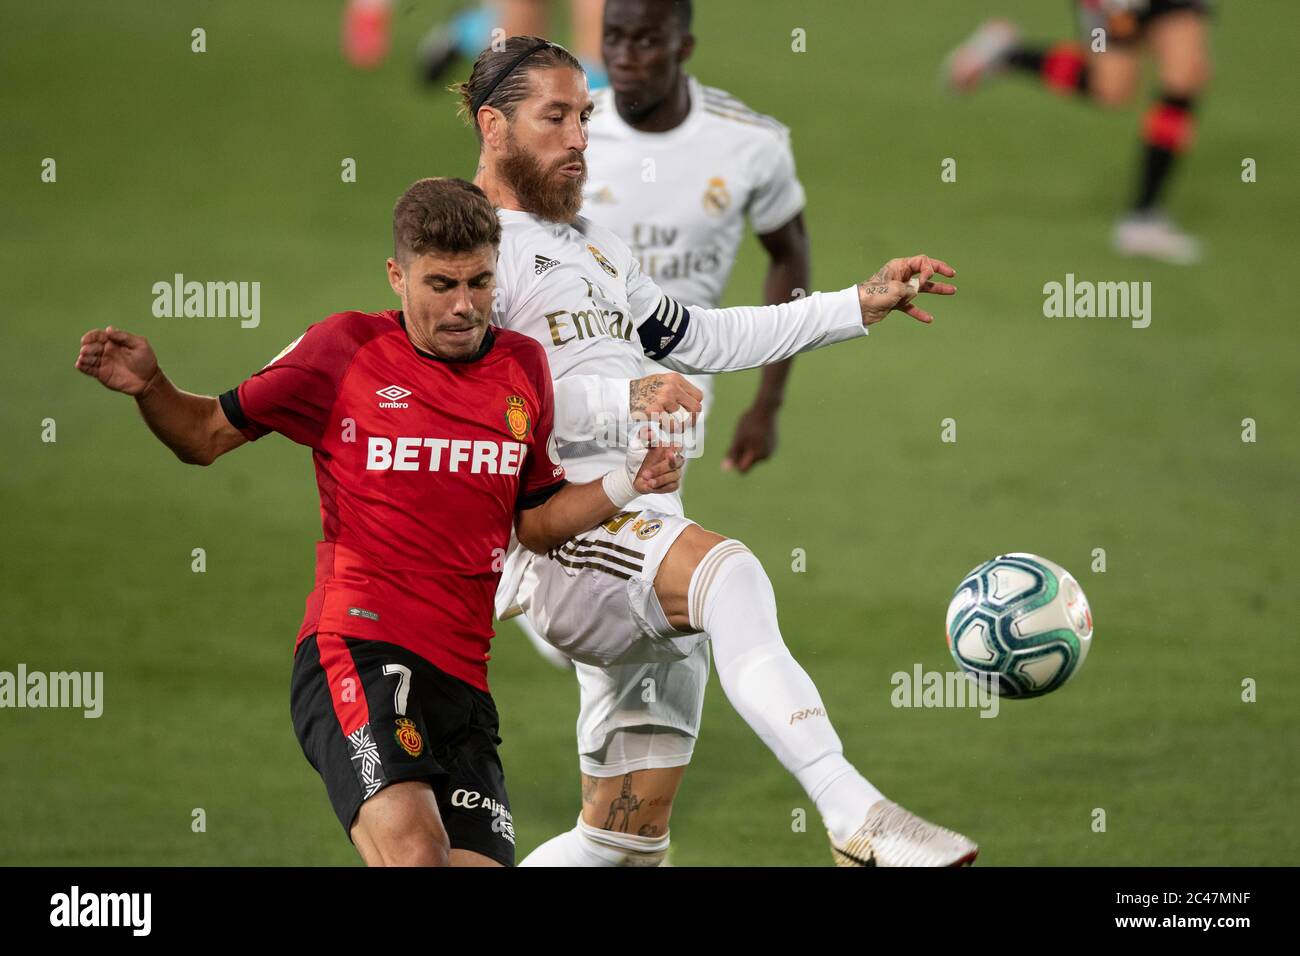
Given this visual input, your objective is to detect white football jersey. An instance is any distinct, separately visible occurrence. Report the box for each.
[582,75,806,312]
[490,207,866,615]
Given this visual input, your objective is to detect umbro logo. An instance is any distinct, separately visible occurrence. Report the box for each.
[534,255,560,276]
[376,385,411,408]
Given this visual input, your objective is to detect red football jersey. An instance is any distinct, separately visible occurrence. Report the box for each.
[220,310,566,691]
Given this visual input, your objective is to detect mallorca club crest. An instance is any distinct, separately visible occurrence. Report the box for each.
[703,176,731,215]
[505,395,531,440]
[394,718,424,758]
[587,243,618,278]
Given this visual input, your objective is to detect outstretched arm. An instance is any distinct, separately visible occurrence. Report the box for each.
[634,255,957,376]
[74,326,246,466]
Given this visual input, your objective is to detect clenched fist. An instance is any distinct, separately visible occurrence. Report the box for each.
[75,327,162,396]
[629,371,704,430]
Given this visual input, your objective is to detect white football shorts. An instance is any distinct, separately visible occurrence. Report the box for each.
[513,509,710,776]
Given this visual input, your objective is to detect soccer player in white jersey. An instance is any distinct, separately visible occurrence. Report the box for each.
[453,34,979,867]
[586,1,807,479]
[512,0,821,862]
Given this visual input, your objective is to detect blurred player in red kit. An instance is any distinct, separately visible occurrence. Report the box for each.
[946,0,1212,264]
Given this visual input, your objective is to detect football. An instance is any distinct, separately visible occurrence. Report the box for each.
[945,553,1093,698]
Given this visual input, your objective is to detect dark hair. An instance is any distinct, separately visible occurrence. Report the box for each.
[606,0,692,30]
[451,35,585,143]
[673,0,693,30]
[392,178,501,261]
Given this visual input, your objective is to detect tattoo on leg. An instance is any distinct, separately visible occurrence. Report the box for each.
[602,774,643,832]
[581,774,597,805]
[637,824,663,837]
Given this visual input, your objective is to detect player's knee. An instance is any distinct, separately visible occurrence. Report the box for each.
[359,815,451,866]
[379,833,452,867]
[678,536,776,633]
[656,526,728,627]
[1090,77,1136,109]
[1161,55,1210,96]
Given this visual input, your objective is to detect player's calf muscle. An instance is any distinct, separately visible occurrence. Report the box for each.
[581,769,683,837]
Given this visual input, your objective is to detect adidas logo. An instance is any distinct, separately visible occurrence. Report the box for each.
[534,255,560,276]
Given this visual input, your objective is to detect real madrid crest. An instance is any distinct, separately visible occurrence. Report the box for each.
[631,516,663,540]
[587,243,618,278]
[703,176,731,215]
[505,395,531,440]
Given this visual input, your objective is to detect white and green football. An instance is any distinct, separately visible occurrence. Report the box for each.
[945,553,1093,699]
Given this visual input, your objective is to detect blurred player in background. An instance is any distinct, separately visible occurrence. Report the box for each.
[589,0,805,478]
[945,0,1211,264]
[513,0,815,861]
[342,0,396,69]
[74,178,682,867]
[455,35,978,867]
[340,0,610,89]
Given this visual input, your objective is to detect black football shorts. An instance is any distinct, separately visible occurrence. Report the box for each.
[290,633,515,866]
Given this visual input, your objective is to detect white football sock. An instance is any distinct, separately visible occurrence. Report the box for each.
[518,816,669,867]
[689,541,884,844]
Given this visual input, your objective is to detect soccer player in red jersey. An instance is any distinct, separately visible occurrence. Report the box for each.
[74,177,682,867]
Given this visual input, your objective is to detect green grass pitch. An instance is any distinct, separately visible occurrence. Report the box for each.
[1,0,1296,865]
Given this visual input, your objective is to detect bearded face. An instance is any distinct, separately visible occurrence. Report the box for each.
[498,123,587,223]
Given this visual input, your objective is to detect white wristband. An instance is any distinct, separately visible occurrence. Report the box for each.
[602,468,638,508]
[603,431,651,508]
